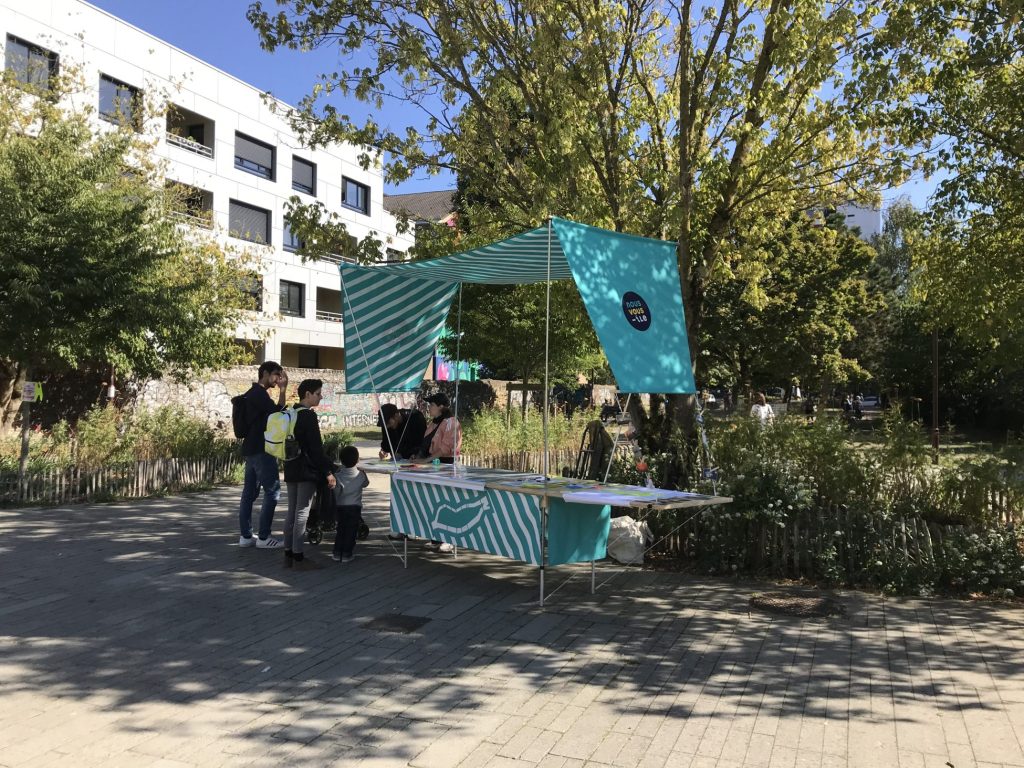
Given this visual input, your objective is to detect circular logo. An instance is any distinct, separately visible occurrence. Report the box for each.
[622,292,652,332]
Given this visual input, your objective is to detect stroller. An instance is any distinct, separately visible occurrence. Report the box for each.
[306,470,370,546]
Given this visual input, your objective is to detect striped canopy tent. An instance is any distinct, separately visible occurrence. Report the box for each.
[339,217,696,411]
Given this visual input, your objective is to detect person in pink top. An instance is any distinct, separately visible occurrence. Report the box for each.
[419,392,462,464]
[417,392,462,553]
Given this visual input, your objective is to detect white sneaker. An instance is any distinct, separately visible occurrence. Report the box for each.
[256,536,283,549]
[239,535,257,548]
[438,543,455,554]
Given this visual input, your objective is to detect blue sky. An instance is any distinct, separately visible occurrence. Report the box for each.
[89,0,937,209]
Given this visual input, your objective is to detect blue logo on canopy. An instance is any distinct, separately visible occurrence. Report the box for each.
[622,291,652,332]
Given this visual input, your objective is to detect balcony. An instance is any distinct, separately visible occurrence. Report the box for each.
[166,105,215,160]
[166,182,214,230]
[169,209,214,230]
[166,132,214,159]
[316,287,343,324]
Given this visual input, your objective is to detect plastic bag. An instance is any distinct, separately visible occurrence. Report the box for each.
[607,515,653,565]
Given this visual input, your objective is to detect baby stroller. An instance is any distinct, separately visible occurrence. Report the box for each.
[306,471,370,545]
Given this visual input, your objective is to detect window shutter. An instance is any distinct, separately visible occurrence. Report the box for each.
[235,134,273,169]
[229,201,269,243]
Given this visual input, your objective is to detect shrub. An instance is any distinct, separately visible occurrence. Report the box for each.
[461,405,597,455]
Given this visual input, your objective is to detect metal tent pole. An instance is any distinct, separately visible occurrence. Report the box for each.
[454,284,463,468]
[540,216,553,607]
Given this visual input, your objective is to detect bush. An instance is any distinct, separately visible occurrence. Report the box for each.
[0,404,236,471]
[322,429,355,462]
[636,412,1024,597]
[461,405,597,455]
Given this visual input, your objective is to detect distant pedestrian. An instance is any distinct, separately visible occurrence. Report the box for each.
[332,445,369,563]
[238,361,288,549]
[750,393,775,427]
[282,379,337,570]
[803,395,816,424]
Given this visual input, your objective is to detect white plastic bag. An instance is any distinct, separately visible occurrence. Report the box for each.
[607,515,653,565]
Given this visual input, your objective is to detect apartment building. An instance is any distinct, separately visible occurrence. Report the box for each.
[0,0,413,371]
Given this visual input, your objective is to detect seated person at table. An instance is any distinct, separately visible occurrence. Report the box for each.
[418,392,462,553]
[378,403,427,461]
[419,393,462,465]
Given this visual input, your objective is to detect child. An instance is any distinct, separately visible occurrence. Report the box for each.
[333,445,369,563]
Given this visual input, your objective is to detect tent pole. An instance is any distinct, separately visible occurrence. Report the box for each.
[543,216,552,478]
[454,283,463,468]
[603,393,632,484]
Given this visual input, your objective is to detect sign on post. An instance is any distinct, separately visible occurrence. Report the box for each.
[21,382,43,403]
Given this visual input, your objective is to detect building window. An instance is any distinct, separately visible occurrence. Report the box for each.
[237,272,262,312]
[5,35,58,90]
[279,280,305,317]
[283,219,305,253]
[384,248,402,262]
[234,132,275,180]
[292,156,316,196]
[99,74,142,130]
[342,177,370,214]
[228,200,271,243]
[298,346,320,369]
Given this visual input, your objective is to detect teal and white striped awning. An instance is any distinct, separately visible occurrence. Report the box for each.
[340,217,696,394]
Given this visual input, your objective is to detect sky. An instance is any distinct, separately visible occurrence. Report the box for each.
[88,0,938,209]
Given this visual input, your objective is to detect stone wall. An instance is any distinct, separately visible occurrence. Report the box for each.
[138,367,417,432]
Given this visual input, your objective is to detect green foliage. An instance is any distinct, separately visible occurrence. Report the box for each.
[322,429,356,462]
[641,413,1024,597]
[703,214,877,390]
[439,282,602,385]
[0,405,236,471]
[0,68,257,426]
[461,407,597,456]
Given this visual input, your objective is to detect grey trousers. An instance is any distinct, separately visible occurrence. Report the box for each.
[284,481,317,554]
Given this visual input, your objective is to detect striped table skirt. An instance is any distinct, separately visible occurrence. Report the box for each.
[390,476,611,566]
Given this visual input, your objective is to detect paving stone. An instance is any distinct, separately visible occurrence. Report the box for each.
[0,485,1022,768]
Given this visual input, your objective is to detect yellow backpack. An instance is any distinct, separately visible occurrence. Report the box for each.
[264,406,308,461]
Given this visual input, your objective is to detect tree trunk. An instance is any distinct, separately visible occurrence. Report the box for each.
[0,360,25,433]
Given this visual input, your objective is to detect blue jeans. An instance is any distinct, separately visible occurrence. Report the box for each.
[239,453,281,540]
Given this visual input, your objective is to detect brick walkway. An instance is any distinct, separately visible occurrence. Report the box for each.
[1,475,1022,768]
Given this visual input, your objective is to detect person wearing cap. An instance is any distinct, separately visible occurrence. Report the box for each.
[419,392,462,464]
[378,402,427,461]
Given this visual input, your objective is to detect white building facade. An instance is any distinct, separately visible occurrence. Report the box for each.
[1,0,413,371]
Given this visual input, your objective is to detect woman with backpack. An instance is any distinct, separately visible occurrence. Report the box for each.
[282,379,336,570]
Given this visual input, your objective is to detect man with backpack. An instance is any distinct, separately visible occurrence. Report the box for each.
[281,379,337,570]
[235,361,288,549]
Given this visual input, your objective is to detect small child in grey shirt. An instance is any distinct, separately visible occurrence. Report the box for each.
[332,445,369,563]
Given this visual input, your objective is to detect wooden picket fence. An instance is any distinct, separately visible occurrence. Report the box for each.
[460,449,580,474]
[0,451,240,507]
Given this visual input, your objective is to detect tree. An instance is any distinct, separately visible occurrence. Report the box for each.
[248,0,948,481]
[907,1,1024,366]
[702,213,876,397]
[0,69,258,431]
[438,281,601,395]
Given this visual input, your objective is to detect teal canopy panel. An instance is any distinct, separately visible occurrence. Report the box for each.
[340,265,459,393]
[553,218,695,394]
[339,217,695,394]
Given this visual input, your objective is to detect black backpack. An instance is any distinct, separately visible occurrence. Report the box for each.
[230,394,248,439]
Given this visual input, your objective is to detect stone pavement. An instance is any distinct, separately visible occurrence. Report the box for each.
[1,474,1022,768]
